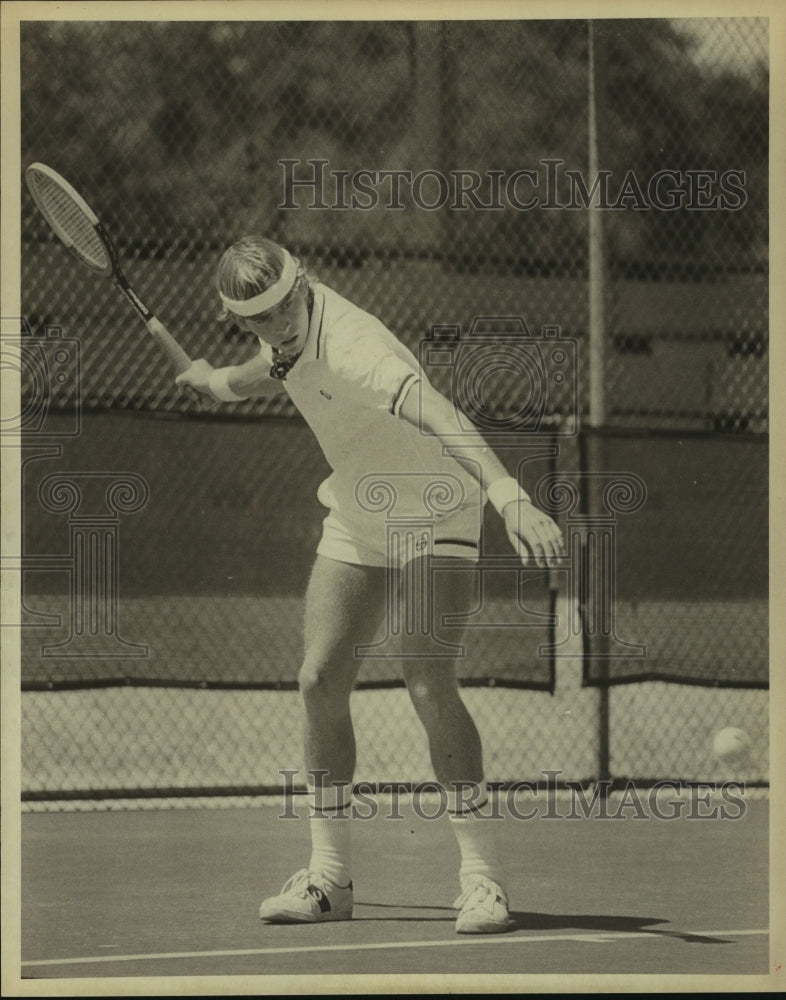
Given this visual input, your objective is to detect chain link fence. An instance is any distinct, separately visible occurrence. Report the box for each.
[14,17,769,803]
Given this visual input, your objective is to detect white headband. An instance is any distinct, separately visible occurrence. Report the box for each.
[219,248,298,317]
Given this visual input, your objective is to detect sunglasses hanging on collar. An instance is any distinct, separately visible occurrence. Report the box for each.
[270,347,302,380]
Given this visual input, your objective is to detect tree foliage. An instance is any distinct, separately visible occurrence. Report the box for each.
[21,19,767,269]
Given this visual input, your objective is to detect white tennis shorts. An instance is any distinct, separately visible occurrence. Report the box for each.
[316,499,483,568]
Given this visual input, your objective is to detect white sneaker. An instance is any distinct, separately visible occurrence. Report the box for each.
[453,874,514,934]
[258,868,353,923]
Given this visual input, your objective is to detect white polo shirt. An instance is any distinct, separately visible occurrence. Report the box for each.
[257,284,481,522]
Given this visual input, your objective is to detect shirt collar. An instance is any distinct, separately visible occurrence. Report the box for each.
[300,284,326,364]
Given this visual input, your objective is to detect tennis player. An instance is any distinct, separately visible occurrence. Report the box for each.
[176,237,565,934]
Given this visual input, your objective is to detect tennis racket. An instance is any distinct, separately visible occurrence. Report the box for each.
[24,162,193,375]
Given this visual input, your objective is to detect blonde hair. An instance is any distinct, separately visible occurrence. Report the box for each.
[215,236,317,321]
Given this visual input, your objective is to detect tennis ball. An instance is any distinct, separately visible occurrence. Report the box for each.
[712,727,751,763]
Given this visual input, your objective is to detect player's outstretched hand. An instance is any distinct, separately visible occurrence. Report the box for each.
[503,501,565,568]
[175,358,216,403]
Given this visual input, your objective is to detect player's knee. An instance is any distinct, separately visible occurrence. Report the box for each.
[298,656,352,707]
[405,669,460,719]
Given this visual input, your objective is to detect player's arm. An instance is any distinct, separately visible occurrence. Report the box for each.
[175,351,279,403]
[398,379,565,568]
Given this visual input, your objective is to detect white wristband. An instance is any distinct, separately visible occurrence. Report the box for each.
[208,367,248,402]
[486,476,531,515]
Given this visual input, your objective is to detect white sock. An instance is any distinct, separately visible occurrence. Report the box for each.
[447,783,505,888]
[308,780,353,887]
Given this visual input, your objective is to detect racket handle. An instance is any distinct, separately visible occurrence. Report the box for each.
[146,317,193,375]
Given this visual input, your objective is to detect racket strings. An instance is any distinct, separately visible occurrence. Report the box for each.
[28,171,110,272]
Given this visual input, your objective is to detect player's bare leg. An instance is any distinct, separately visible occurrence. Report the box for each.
[259,555,386,923]
[400,555,513,934]
[300,555,387,787]
[399,561,484,787]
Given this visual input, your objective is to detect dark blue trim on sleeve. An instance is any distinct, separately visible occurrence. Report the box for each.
[390,372,420,416]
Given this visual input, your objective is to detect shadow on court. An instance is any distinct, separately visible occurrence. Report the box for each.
[510,912,734,944]
[352,903,734,943]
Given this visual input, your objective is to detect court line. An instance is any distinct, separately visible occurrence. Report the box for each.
[21,928,769,968]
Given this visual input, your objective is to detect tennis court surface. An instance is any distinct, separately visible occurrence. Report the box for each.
[21,794,768,980]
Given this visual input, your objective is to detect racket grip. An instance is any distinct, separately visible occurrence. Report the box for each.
[146,317,193,375]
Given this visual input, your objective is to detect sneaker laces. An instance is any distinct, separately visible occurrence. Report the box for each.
[454,875,506,911]
[279,868,323,898]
